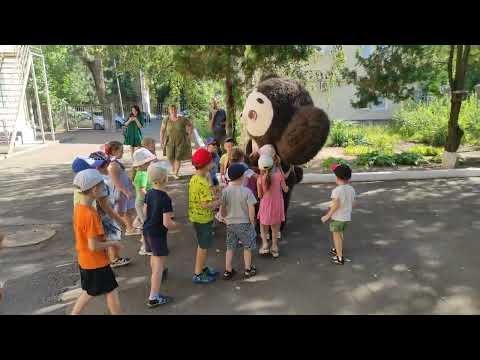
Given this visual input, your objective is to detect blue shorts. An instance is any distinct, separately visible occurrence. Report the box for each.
[144,232,169,257]
[114,191,136,214]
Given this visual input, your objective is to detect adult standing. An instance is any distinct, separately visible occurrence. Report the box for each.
[208,98,227,155]
[160,104,193,179]
[123,105,144,159]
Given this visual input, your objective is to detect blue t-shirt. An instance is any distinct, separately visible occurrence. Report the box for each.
[210,152,220,186]
[143,189,173,237]
[211,109,226,132]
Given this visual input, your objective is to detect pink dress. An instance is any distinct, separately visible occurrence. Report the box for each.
[257,170,285,225]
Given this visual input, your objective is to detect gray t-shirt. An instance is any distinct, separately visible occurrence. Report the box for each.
[221,184,257,225]
[331,184,356,222]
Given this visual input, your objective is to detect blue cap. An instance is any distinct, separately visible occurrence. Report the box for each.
[206,137,217,145]
[227,163,247,181]
[72,156,105,174]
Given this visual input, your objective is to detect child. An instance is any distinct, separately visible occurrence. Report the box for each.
[205,137,221,190]
[220,137,234,185]
[142,137,157,158]
[73,154,131,268]
[105,141,138,236]
[321,164,356,265]
[189,148,222,284]
[257,154,289,259]
[132,148,157,255]
[220,164,258,280]
[71,169,122,315]
[143,163,178,307]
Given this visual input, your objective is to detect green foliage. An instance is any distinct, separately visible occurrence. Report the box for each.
[344,145,376,155]
[409,145,443,157]
[327,121,368,147]
[391,94,480,146]
[355,151,425,167]
[322,157,352,170]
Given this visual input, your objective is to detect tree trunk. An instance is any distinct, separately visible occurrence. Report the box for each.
[84,55,107,105]
[225,70,236,138]
[445,98,464,152]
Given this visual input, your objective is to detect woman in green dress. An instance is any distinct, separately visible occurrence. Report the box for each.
[160,104,193,179]
[123,105,144,159]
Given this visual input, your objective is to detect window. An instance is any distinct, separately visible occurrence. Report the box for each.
[360,45,374,59]
[359,97,387,111]
[314,45,332,54]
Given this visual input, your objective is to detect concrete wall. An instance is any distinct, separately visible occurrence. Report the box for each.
[309,45,401,122]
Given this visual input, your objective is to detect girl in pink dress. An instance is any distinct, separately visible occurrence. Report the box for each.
[257,154,289,258]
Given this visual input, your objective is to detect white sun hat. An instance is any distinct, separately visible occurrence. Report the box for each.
[132,148,157,167]
[73,169,104,192]
[258,154,274,170]
[258,144,276,158]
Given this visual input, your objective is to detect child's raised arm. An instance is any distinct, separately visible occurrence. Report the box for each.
[280,177,289,193]
[88,235,122,251]
[97,197,127,229]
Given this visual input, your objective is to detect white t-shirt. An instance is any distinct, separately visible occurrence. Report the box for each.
[331,184,356,222]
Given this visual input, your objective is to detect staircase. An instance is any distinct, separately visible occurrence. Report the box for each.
[0,45,33,154]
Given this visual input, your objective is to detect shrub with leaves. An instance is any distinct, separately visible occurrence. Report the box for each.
[322,157,352,170]
[355,151,426,167]
[409,145,443,157]
[327,121,368,147]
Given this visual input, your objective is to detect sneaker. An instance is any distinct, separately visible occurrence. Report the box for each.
[244,265,257,279]
[223,269,236,280]
[203,266,219,277]
[111,257,132,268]
[138,246,152,256]
[147,294,173,308]
[192,272,216,284]
[125,229,141,236]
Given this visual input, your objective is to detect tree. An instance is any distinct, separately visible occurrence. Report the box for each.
[343,45,480,167]
[171,45,315,138]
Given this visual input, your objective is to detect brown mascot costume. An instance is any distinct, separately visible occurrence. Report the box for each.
[242,76,330,231]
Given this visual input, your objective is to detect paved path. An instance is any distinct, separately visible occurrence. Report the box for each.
[1,120,480,314]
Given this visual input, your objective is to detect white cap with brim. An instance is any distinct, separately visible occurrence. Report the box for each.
[73,169,104,192]
[132,148,157,167]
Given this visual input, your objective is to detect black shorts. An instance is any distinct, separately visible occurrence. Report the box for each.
[193,222,214,249]
[144,232,169,257]
[80,265,118,296]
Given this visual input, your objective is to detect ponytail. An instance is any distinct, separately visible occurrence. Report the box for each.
[264,167,272,191]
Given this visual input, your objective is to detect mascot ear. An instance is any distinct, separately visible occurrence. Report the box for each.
[276,106,330,165]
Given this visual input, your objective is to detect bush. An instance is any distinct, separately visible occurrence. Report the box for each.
[355,151,426,167]
[327,121,368,147]
[344,145,375,155]
[391,94,480,146]
[322,157,352,170]
[409,145,443,157]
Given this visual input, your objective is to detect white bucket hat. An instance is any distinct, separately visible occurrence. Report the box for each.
[258,154,274,170]
[73,169,104,192]
[258,144,276,158]
[132,148,157,167]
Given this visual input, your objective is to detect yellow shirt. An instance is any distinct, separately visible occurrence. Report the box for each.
[188,174,214,224]
[220,153,229,171]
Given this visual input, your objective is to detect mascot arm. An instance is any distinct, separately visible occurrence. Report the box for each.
[276,106,330,165]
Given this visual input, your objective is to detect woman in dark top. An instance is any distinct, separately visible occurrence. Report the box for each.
[123,105,144,159]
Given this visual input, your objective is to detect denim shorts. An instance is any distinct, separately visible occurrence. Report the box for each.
[226,223,257,251]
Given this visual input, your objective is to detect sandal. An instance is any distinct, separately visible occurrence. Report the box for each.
[331,256,344,265]
[223,269,236,280]
[111,257,132,268]
[329,248,337,256]
[244,265,257,278]
[259,246,270,255]
[270,248,279,259]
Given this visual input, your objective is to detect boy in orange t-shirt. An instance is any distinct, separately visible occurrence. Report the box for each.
[71,169,122,315]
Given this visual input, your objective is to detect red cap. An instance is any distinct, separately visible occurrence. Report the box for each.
[192,148,213,168]
[330,163,340,172]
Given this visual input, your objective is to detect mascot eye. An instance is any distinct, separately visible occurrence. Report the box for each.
[256,98,264,104]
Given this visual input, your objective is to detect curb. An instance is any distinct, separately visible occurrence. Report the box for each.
[301,168,480,184]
